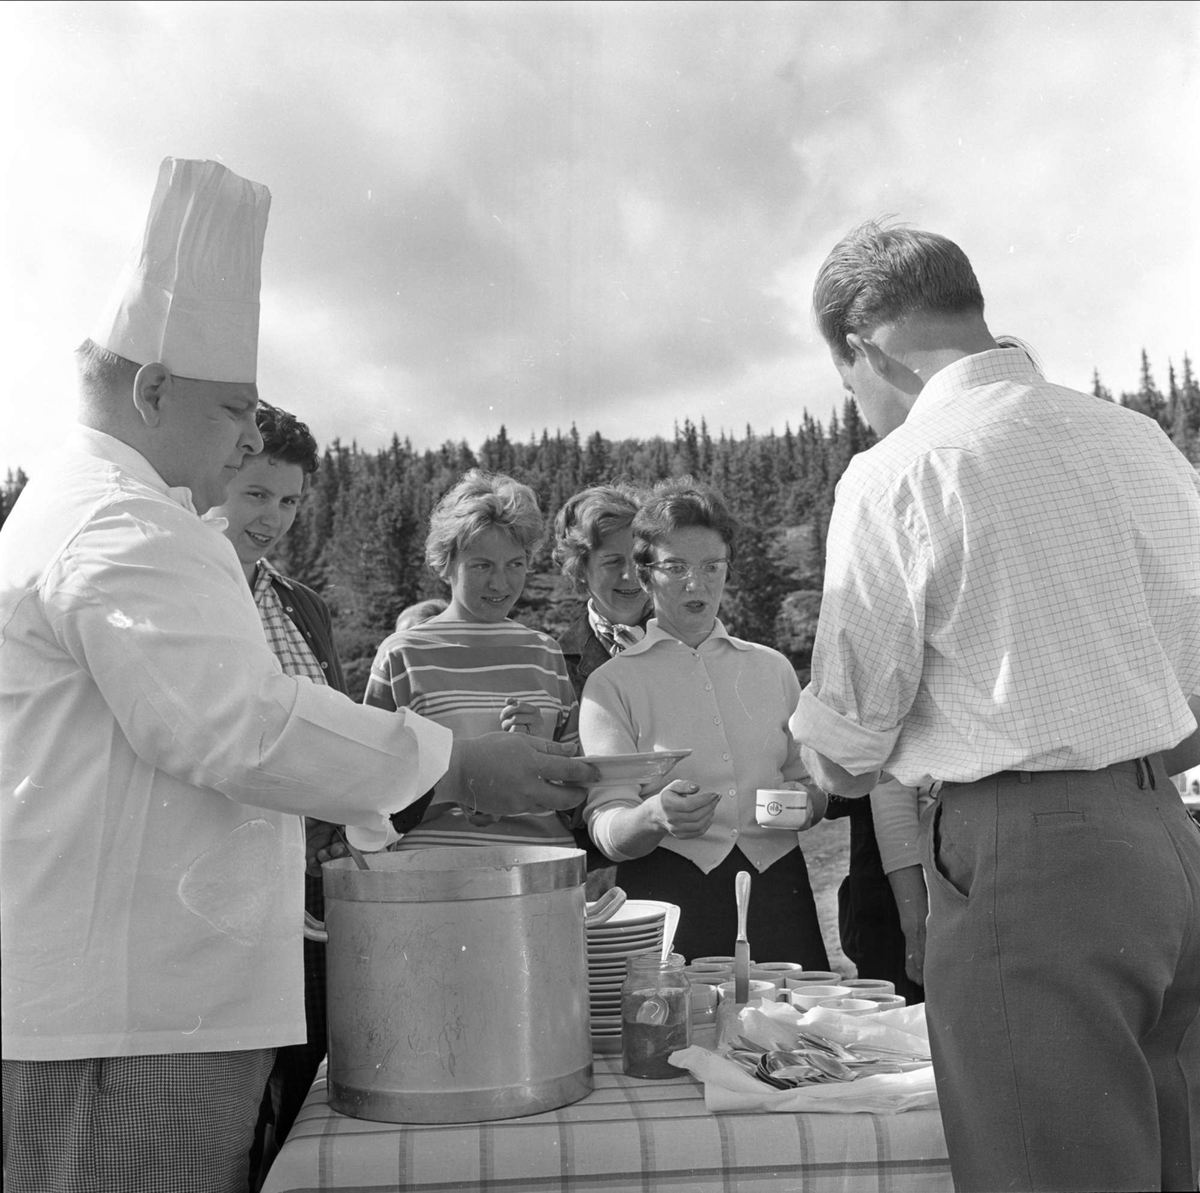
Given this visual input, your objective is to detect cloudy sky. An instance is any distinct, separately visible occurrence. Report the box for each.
[2,0,1197,476]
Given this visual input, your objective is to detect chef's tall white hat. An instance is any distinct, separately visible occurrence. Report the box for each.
[92,158,271,383]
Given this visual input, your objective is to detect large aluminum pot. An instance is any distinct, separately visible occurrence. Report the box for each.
[314,845,622,1124]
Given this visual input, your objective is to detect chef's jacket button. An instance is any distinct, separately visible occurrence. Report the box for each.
[713,717,721,725]
[731,829,738,837]
[722,753,731,761]
[705,683,713,691]
[729,789,736,797]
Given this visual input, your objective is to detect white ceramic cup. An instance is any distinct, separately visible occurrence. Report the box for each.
[755,787,809,830]
[841,978,896,995]
[750,962,803,976]
[783,972,842,990]
[817,997,880,1016]
[717,979,778,1004]
[859,992,907,1009]
[789,984,851,1010]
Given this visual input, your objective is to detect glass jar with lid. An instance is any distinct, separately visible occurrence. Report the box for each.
[621,951,691,1079]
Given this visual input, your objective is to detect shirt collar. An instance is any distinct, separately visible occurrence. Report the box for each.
[619,617,750,657]
[253,557,292,591]
[69,424,198,515]
[909,348,1039,420]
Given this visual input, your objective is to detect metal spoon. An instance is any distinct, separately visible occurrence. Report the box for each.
[336,826,371,871]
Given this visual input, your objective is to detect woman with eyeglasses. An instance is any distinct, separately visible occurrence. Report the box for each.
[579,477,830,964]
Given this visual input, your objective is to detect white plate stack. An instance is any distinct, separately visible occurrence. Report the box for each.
[586,899,675,1055]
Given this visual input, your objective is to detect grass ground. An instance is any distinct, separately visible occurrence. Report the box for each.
[800,814,853,976]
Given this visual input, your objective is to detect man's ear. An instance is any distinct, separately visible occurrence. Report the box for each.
[848,333,892,381]
[132,363,172,427]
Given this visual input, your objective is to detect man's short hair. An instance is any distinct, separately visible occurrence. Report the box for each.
[632,477,740,574]
[552,483,644,594]
[813,221,985,363]
[425,469,544,581]
[74,338,139,399]
[254,402,320,478]
[394,598,449,632]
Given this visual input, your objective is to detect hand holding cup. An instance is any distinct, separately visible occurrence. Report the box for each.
[500,698,541,735]
[755,782,826,831]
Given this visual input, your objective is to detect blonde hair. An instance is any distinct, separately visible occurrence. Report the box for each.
[425,469,544,580]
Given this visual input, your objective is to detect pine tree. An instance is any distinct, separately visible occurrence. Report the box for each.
[1122,350,1168,429]
[721,451,787,646]
[582,431,609,486]
[0,467,29,531]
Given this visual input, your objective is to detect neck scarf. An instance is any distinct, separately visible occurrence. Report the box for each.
[588,598,647,657]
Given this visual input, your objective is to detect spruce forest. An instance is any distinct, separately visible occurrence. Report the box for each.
[3,350,1197,701]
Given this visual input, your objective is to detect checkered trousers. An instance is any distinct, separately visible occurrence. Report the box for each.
[3,1050,275,1193]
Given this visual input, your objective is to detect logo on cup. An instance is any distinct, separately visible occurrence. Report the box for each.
[755,787,809,831]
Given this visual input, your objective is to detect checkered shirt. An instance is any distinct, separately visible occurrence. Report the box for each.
[794,349,1200,786]
[252,560,328,686]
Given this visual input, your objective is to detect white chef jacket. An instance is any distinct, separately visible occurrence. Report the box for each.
[0,427,450,1060]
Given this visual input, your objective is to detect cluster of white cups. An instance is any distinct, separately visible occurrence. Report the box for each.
[788,979,906,1014]
[684,960,906,1014]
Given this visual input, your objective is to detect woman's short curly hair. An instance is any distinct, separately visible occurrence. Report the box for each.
[254,402,320,482]
[425,469,544,580]
[552,483,644,594]
[631,477,739,574]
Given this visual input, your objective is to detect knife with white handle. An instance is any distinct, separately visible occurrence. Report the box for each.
[734,870,751,1003]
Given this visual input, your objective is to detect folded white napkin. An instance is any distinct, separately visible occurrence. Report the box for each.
[669,1001,938,1115]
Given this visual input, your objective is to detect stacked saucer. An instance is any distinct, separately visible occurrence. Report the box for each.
[586,899,674,1055]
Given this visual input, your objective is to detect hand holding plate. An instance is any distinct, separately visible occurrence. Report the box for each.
[448,732,597,816]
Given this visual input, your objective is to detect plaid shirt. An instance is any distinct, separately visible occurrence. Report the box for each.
[251,560,328,686]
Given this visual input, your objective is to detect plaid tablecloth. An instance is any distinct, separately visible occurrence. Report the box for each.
[261,1057,951,1192]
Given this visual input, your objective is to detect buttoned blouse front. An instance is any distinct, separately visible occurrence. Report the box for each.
[580,620,805,874]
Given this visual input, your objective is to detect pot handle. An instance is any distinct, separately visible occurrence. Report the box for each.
[303,910,328,944]
[584,885,626,928]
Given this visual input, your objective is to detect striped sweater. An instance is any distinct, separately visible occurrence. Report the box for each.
[364,619,579,848]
